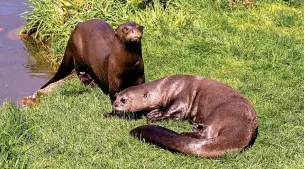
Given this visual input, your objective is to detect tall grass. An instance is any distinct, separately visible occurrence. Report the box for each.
[2,0,303,168]
[0,103,36,168]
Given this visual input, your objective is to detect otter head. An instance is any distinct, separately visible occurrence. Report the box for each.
[115,22,144,43]
[112,86,157,112]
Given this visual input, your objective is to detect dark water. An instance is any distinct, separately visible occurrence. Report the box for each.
[0,0,51,105]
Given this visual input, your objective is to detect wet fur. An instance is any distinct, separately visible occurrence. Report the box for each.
[40,19,145,102]
[113,75,258,158]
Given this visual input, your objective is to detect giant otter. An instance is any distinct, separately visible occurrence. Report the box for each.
[112,75,258,158]
[40,19,145,102]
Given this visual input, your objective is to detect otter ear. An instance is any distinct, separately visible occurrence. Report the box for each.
[140,26,144,31]
[114,93,118,99]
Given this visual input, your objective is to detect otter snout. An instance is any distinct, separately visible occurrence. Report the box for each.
[112,99,126,111]
[126,29,143,42]
[112,101,120,110]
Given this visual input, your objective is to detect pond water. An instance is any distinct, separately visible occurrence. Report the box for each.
[0,0,52,105]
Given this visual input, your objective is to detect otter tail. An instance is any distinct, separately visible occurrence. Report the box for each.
[40,41,74,89]
[130,125,256,158]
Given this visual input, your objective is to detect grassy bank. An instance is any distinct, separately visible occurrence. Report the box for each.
[1,0,303,168]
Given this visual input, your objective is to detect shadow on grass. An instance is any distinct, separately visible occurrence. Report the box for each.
[105,110,148,121]
[59,87,94,97]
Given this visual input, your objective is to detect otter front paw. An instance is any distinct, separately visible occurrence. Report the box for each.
[146,109,163,123]
[104,112,115,118]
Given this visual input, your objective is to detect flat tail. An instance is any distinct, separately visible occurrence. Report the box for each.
[130,125,245,158]
[40,64,73,89]
[41,42,75,89]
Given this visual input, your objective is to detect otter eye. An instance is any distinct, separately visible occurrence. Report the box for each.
[120,98,126,103]
[143,93,147,98]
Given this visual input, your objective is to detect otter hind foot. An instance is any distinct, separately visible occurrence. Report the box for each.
[78,72,97,88]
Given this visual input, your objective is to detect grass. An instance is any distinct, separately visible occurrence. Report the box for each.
[1,0,303,168]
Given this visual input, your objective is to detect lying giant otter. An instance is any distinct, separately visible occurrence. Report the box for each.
[113,75,258,158]
[40,19,145,102]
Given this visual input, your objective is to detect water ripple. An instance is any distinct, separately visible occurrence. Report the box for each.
[0,3,20,15]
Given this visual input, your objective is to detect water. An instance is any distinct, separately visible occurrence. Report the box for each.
[0,0,52,105]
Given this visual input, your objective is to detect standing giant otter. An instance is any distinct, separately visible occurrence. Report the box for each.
[40,19,145,102]
[112,75,258,158]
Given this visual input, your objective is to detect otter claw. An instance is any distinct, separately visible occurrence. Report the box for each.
[147,118,152,124]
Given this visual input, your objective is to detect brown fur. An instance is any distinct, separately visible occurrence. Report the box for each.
[40,19,145,102]
[113,75,258,158]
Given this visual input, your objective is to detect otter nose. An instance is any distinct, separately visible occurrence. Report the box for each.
[131,30,142,37]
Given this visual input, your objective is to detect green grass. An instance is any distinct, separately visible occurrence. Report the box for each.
[1,0,303,168]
